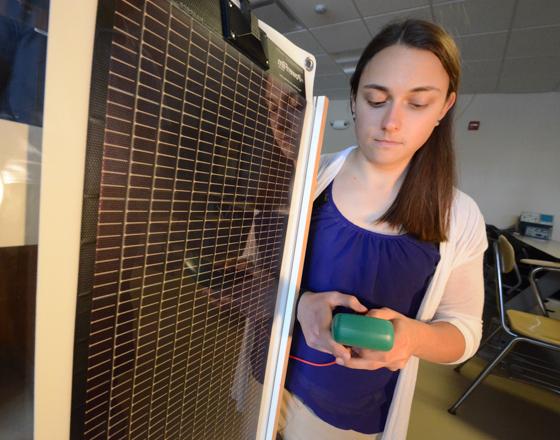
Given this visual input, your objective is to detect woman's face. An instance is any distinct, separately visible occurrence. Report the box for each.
[352,44,456,170]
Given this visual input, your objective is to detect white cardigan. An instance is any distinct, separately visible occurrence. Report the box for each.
[315,146,488,440]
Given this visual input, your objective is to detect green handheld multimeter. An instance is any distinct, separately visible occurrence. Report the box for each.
[331,313,394,351]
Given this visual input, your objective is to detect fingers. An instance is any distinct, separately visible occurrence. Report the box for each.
[366,306,399,320]
[337,356,383,370]
[338,356,405,371]
[326,338,352,362]
[306,329,351,361]
[332,293,367,313]
[300,290,367,313]
[337,345,408,371]
[297,290,370,361]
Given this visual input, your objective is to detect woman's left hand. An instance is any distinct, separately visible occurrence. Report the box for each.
[337,307,420,371]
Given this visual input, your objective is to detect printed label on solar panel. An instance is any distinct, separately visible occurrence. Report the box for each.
[71,0,308,438]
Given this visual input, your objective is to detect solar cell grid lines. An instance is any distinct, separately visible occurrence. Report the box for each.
[72,0,307,438]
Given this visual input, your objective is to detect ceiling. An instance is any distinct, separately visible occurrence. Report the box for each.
[249,0,560,99]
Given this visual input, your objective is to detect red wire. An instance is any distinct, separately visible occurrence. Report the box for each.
[289,355,337,367]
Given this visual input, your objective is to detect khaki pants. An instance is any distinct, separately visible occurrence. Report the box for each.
[277,389,382,440]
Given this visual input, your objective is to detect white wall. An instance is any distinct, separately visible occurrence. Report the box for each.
[456,93,560,241]
[323,98,356,153]
[321,93,560,241]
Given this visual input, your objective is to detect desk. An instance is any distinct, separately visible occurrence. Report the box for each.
[512,233,560,260]
[508,232,560,313]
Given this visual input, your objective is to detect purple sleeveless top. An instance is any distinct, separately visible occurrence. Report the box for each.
[285,182,440,434]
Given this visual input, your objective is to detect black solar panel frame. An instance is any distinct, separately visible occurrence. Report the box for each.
[71,1,309,439]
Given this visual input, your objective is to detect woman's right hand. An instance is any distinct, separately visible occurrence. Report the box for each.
[296,291,367,362]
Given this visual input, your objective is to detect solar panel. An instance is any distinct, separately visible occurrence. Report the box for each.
[70,0,316,438]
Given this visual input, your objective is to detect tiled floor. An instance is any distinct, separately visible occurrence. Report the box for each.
[3,300,559,439]
[3,356,559,439]
[409,295,560,440]
[410,358,560,440]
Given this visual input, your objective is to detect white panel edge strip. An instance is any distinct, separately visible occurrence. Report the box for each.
[253,19,319,440]
[252,21,319,440]
[34,1,97,439]
[256,95,328,440]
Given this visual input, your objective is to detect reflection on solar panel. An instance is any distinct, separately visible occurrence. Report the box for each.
[71,0,308,438]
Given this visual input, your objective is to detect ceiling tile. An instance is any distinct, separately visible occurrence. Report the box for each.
[337,61,357,76]
[315,73,349,90]
[460,59,501,93]
[507,26,560,58]
[364,7,433,35]
[498,57,560,93]
[354,0,430,18]
[284,29,325,54]
[459,82,492,94]
[281,0,360,28]
[455,32,508,61]
[513,0,560,29]
[332,50,363,76]
[333,49,364,64]
[433,0,516,36]
[314,54,345,75]
[310,20,372,52]
[251,3,302,33]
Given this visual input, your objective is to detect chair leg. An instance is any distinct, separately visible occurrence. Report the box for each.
[455,325,503,373]
[529,270,550,317]
[448,338,519,415]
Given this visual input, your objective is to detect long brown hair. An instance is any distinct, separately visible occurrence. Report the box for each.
[350,19,460,243]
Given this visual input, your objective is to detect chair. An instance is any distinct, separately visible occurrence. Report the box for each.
[518,250,560,318]
[488,233,560,316]
[454,233,547,374]
[448,236,560,414]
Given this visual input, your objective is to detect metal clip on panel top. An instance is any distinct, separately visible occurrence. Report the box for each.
[220,0,269,69]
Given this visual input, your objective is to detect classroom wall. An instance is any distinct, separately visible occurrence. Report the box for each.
[321,93,560,241]
[322,99,356,154]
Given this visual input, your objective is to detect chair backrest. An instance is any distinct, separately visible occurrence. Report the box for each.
[498,235,516,273]
[497,235,523,296]
[493,240,514,335]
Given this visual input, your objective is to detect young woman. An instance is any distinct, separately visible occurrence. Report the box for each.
[279,19,487,440]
